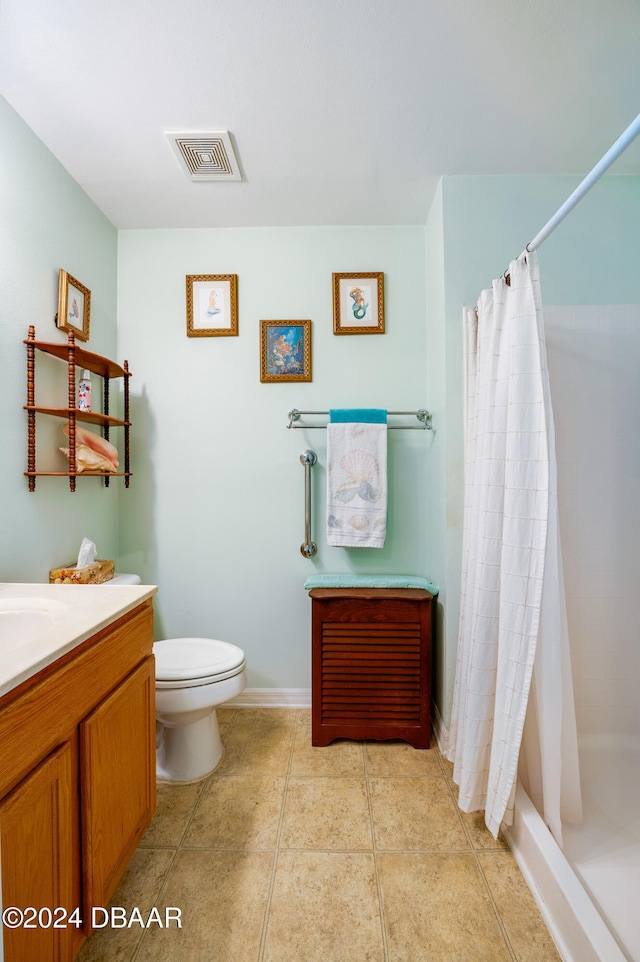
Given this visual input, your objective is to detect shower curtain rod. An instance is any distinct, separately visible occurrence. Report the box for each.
[508,111,640,270]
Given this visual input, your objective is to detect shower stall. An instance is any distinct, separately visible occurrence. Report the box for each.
[506,303,640,962]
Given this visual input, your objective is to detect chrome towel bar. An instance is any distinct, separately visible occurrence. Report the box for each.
[287,409,432,430]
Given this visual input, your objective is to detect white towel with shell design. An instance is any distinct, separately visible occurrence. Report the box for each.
[326,419,387,548]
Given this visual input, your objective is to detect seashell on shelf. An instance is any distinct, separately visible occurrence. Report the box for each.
[59,445,118,473]
[60,422,119,473]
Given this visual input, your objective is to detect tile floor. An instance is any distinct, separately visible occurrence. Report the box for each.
[77,708,562,962]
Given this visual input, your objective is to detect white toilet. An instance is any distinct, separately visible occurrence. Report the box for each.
[103,574,247,782]
[153,637,247,781]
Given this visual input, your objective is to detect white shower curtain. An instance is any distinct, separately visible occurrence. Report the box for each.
[446,251,581,843]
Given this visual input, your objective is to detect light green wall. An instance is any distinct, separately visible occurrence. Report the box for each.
[432,173,640,727]
[116,227,429,688]
[6,94,640,708]
[443,174,640,308]
[0,97,119,583]
[425,181,447,720]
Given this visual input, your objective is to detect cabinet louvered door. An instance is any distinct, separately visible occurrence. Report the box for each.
[310,588,432,748]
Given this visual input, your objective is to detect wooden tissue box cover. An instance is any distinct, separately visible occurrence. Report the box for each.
[49,559,115,584]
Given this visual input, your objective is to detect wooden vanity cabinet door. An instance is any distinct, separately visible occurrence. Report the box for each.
[0,742,74,962]
[80,655,155,925]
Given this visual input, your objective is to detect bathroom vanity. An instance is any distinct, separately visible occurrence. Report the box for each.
[0,583,157,962]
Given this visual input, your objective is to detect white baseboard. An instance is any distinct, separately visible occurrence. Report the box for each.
[230,692,454,723]
[432,702,449,755]
[228,688,311,709]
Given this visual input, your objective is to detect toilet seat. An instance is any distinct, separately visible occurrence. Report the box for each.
[153,637,246,689]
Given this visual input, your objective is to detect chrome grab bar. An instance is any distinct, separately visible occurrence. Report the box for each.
[300,449,318,558]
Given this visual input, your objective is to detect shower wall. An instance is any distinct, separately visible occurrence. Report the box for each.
[544,304,640,736]
[426,172,640,734]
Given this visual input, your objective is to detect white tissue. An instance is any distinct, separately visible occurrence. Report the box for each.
[76,537,97,569]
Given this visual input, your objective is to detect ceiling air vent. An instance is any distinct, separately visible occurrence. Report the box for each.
[167,131,242,181]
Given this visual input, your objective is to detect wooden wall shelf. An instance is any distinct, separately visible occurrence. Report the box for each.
[24,325,132,492]
[25,407,129,428]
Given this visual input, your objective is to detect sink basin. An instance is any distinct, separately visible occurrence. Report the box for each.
[0,597,69,651]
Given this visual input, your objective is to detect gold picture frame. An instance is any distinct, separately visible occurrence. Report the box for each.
[186,274,238,337]
[56,269,91,342]
[260,320,312,383]
[332,271,385,334]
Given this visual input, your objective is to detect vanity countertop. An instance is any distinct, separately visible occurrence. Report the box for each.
[0,581,157,699]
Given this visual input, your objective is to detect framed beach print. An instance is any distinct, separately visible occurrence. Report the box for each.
[332,271,385,334]
[260,320,312,383]
[186,274,238,337]
[56,269,91,342]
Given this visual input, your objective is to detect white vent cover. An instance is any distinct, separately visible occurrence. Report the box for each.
[166,131,242,181]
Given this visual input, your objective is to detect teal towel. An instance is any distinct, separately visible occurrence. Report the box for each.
[304,573,439,594]
[329,408,387,423]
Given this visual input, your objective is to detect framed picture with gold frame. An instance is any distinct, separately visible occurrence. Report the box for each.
[260,320,312,382]
[332,271,384,334]
[56,269,91,342]
[186,274,238,337]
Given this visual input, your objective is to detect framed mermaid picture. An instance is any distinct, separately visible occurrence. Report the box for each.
[332,272,384,335]
[186,274,238,337]
[260,320,312,383]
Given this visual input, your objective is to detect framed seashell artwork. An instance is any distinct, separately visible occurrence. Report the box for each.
[260,319,312,382]
[332,272,384,335]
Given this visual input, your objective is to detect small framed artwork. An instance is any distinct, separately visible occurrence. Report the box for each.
[260,320,312,383]
[332,271,385,335]
[186,274,238,337]
[56,269,91,342]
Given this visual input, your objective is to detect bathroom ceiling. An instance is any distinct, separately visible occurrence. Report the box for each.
[2,0,640,230]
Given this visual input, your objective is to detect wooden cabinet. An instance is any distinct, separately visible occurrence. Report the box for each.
[309,587,433,748]
[81,657,155,913]
[0,601,155,961]
[0,744,74,962]
[24,324,131,491]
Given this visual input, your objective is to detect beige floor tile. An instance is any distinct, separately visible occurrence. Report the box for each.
[439,752,455,778]
[479,852,562,961]
[290,714,365,776]
[183,774,286,850]
[460,809,510,851]
[378,852,512,962]
[79,709,562,962]
[139,780,206,848]
[264,851,384,962]
[369,776,468,851]
[280,777,373,850]
[216,707,235,738]
[215,708,295,775]
[76,848,175,962]
[216,706,236,724]
[235,707,297,730]
[135,849,273,962]
[365,740,442,777]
